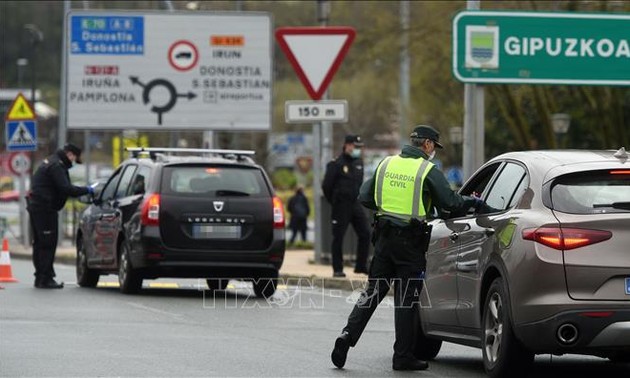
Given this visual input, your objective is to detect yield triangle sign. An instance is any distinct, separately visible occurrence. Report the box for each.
[276,27,356,100]
[5,93,36,120]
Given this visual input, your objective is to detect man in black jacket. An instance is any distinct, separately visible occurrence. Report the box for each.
[322,135,370,278]
[27,143,93,289]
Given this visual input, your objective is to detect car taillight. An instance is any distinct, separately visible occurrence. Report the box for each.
[522,227,612,250]
[141,193,160,226]
[272,196,285,229]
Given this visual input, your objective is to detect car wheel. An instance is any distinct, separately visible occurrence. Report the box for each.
[253,277,277,298]
[118,241,142,294]
[76,238,99,287]
[207,278,229,291]
[482,278,534,378]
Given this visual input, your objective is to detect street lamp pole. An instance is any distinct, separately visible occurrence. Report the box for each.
[551,113,571,149]
[24,24,43,108]
[17,58,28,88]
[20,24,43,246]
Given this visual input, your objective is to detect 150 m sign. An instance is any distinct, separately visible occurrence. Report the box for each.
[285,100,348,123]
[453,11,630,85]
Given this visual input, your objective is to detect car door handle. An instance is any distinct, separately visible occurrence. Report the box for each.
[449,233,459,242]
[456,261,478,272]
[484,228,495,236]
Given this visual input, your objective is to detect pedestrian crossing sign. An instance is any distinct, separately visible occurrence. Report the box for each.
[5,120,37,151]
[4,93,36,120]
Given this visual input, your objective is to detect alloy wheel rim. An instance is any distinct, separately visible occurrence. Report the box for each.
[119,247,128,285]
[484,292,503,365]
[77,244,86,279]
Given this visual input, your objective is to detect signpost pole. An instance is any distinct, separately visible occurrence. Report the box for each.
[462,0,484,181]
[18,172,28,246]
[58,0,71,248]
[315,0,331,264]
[58,0,70,151]
[275,24,356,266]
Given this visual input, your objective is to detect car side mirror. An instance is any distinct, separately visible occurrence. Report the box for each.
[77,194,93,205]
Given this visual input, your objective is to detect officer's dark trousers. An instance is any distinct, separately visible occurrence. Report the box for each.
[28,210,59,282]
[331,201,370,272]
[342,224,424,363]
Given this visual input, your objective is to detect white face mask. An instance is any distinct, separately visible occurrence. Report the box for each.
[351,149,361,158]
[428,150,436,161]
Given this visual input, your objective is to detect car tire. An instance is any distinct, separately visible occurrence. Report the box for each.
[253,277,277,298]
[118,241,142,294]
[207,278,229,291]
[482,277,534,378]
[76,237,99,288]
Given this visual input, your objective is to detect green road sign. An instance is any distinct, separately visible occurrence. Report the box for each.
[453,11,630,85]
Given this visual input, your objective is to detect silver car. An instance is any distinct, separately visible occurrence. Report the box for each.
[416,148,630,377]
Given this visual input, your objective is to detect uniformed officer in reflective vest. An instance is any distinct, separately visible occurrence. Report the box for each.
[331,125,482,371]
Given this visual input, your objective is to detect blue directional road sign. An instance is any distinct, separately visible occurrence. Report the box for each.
[6,120,37,151]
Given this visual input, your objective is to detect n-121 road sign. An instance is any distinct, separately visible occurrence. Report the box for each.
[453,11,630,85]
[285,100,348,124]
[66,11,272,130]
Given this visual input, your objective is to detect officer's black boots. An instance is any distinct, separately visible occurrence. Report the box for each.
[333,271,346,278]
[331,332,351,368]
[392,358,429,371]
[34,277,64,289]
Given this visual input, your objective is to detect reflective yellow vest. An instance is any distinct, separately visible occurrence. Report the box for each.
[374,155,434,221]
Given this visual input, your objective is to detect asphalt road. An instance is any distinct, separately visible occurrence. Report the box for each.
[1,259,628,377]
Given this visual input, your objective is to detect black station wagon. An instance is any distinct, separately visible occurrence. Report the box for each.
[75,148,285,297]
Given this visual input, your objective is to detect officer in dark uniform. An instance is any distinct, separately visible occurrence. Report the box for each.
[322,135,370,278]
[27,143,93,289]
[331,125,483,371]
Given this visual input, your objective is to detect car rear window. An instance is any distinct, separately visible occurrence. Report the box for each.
[551,170,630,214]
[160,165,270,198]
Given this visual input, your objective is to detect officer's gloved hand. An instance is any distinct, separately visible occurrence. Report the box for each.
[86,186,95,196]
[471,194,484,212]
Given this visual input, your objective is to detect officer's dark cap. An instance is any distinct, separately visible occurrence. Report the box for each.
[344,134,364,147]
[410,125,444,149]
[63,143,83,164]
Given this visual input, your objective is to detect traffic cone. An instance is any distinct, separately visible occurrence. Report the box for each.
[0,237,18,283]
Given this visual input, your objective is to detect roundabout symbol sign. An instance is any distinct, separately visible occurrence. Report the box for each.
[168,40,199,72]
[130,76,197,125]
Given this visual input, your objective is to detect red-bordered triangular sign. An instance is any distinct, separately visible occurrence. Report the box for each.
[5,93,36,121]
[275,27,356,101]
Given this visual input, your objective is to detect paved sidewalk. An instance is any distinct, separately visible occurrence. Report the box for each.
[4,236,368,291]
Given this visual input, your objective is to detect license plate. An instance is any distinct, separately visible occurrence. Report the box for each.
[626,278,630,295]
[192,224,241,239]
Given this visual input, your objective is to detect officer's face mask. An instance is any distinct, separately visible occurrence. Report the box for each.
[351,148,361,158]
[428,150,436,161]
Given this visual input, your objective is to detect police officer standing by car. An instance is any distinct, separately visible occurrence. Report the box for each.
[27,143,93,289]
[322,134,371,277]
[331,125,482,371]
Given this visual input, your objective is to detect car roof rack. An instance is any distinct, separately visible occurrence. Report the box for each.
[126,147,256,162]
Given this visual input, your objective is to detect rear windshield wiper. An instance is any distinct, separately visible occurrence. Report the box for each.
[216,190,250,197]
[592,202,630,210]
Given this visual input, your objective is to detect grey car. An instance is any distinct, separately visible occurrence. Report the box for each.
[415,148,630,377]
